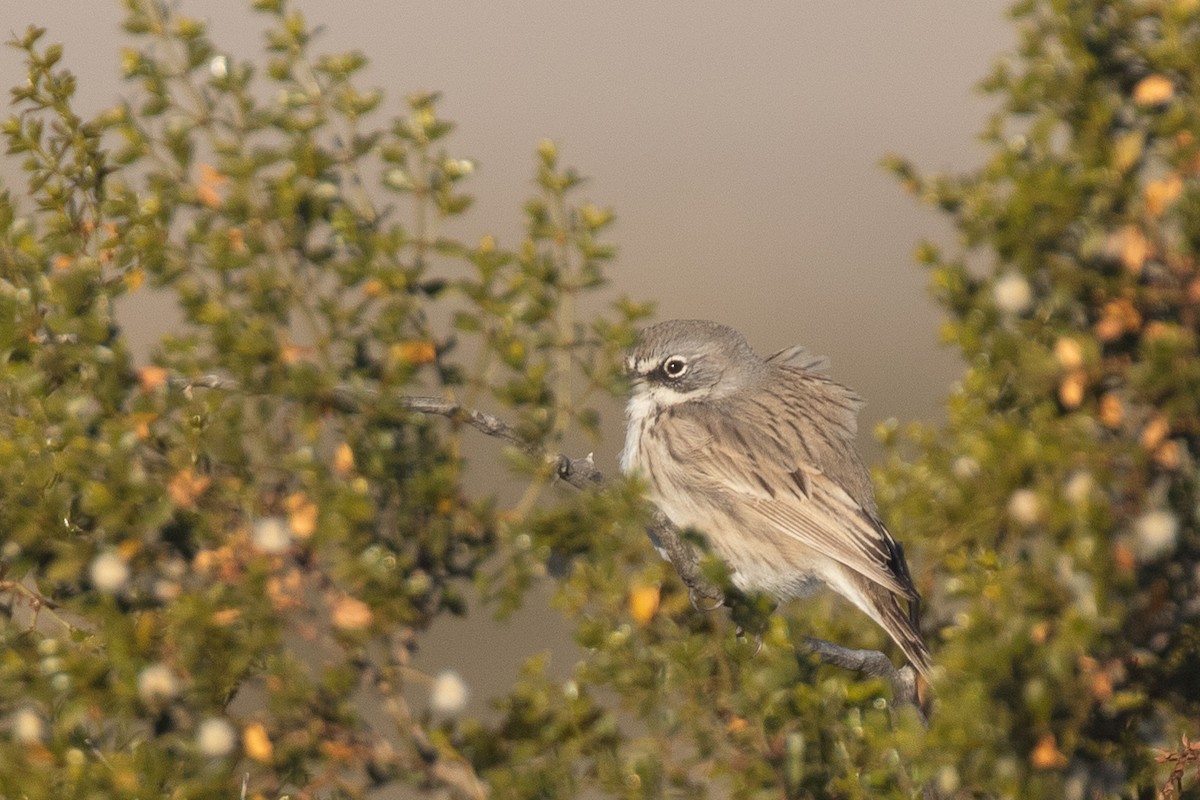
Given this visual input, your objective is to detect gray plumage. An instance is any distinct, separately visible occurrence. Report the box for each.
[622,319,931,678]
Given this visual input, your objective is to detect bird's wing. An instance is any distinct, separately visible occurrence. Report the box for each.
[664,376,916,599]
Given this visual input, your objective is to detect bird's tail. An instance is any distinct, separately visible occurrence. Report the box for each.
[844,571,934,682]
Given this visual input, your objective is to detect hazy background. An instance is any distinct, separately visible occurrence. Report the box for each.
[0,2,1013,709]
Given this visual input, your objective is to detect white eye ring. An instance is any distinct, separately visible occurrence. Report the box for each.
[662,357,688,379]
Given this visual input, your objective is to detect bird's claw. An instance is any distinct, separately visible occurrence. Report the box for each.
[734,625,764,656]
[688,588,723,612]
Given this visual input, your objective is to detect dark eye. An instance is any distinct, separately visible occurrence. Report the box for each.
[662,357,688,379]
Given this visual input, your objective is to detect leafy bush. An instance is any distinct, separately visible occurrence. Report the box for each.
[3,1,1200,799]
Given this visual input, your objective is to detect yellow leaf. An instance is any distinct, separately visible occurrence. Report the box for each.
[1133,74,1174,107]
[242,722,274,763]
[1111,130,1144,172]
[362,278,386,298]
[390,340,437,365]
[124,267,145,290]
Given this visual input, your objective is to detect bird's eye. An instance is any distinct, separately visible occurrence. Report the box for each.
[662,357,688,379]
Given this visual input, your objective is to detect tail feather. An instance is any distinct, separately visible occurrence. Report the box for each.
[842,568,934,681]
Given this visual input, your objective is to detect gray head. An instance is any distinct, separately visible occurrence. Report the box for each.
[626,319,766,403]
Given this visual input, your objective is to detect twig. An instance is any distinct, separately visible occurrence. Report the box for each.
[176,375,921,707]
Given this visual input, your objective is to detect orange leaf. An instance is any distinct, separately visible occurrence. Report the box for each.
[1117,225,1148,275]
[168,469,211,509]
[285,492,318,539]
[137,365,169,393]
[1094,298,1141,341]
[629,584,661,625]
[211,608,242,626]
[331,595,374,631]
[1113,541,1136,574]
[227,227,245,252]
[320,740,358,762]
[333,442,355,477]
[1154,440,1181,470]
[279,340,315,365]
[1099,394,1124,428]
[196,163,228,209]
[1141,415,1169,451]
[1058,370,1086,409]
[242,722,274,763]
[1145,173,1183,216]
[1053,337,1083,370]
[1133,74,1174,107]
[132,412,156,440]
[1030,734,1068,769]
[362,278,386,298]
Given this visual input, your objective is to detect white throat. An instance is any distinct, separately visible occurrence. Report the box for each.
[620,382,696,474]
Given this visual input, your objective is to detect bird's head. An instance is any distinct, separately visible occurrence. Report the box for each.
[625,319,765,405]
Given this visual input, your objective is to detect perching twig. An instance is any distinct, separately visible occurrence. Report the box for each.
[177,375,921,708]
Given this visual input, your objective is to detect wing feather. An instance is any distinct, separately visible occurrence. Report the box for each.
[661,368,917,600]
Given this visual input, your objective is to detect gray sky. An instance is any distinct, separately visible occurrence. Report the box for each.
[0,1,1014,707]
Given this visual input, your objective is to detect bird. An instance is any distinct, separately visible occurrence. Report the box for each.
[621,319,932,679]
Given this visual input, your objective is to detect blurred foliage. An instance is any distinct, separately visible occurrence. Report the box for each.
[878,0,1200,796]
[4,1,1200,799]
